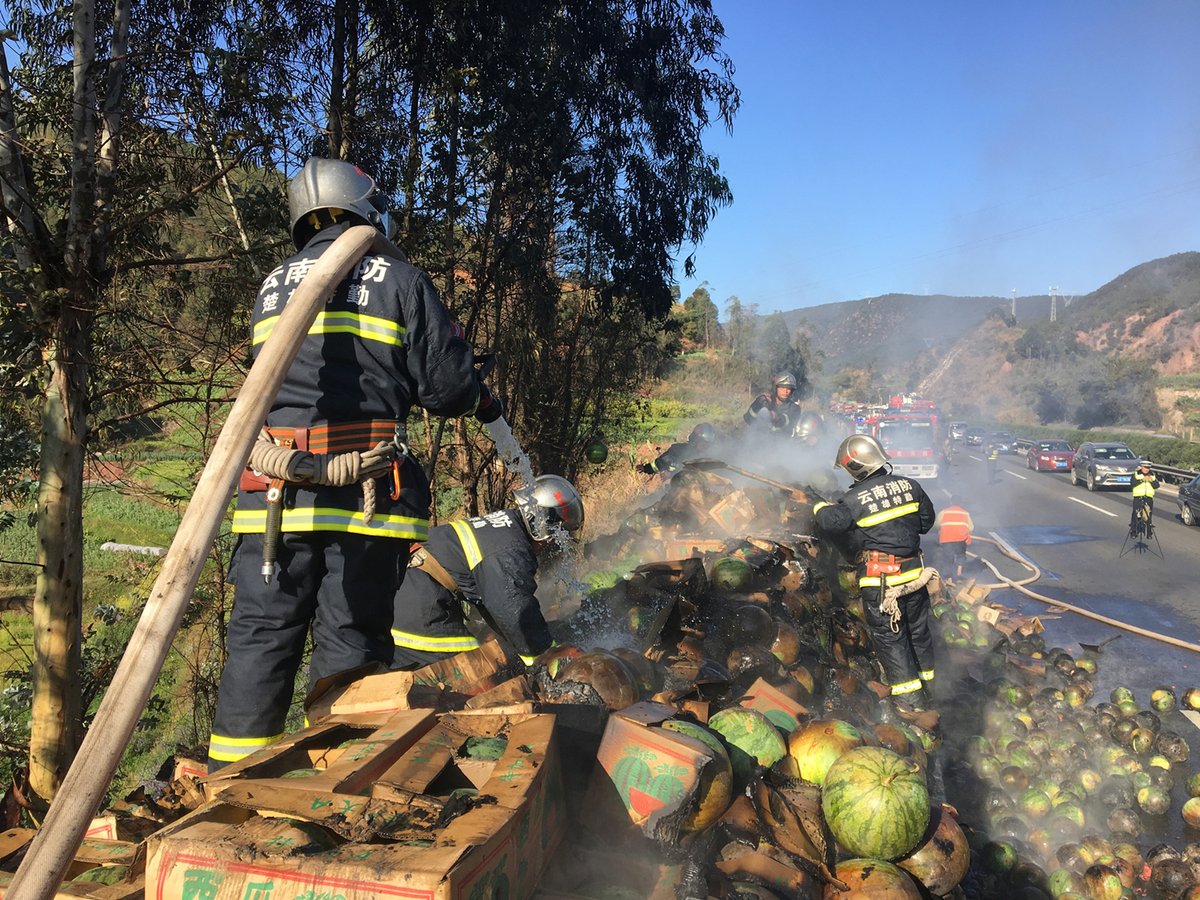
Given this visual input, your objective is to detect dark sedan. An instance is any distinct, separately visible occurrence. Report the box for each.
[1179,474,1200,526]
[986,431,1018,454]
[964,426,986,446]
[1027,439,1075,472]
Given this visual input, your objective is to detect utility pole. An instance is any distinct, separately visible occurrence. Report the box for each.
[1050,286,1058,323]
[1011,288,1016,320]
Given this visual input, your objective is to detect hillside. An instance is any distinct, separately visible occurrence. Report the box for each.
[770,251,1200,431]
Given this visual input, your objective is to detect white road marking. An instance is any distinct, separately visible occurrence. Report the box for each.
[939,488,953,498]
[1068,496,1118,518]
[969,455,982,461]
[1005,470,1027,480]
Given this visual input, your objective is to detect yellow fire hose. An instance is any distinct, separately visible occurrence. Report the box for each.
[966,535,1200,655]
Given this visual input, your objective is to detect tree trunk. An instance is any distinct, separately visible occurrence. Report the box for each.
[29,309,88,801]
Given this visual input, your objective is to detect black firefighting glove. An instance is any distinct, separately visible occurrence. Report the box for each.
[474,382,504,424]
[637,462,655,475]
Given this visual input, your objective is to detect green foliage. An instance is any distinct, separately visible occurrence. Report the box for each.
[672,285,721,348]
[1160,374,1200,390]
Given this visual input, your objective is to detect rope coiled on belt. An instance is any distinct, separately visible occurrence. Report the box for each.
[248,429,398,523]
[881,565,938,633]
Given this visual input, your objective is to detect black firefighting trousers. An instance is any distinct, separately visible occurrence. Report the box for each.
[862,584,935,699]
[208,532,406,770]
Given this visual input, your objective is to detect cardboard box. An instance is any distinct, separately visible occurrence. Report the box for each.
[146,711,563,900]
[588,702,720,841]
[172,757,208,782]
[739,677,810,732]
[308,639,510,719]
[202,708,437,801]
[0,873,143,899]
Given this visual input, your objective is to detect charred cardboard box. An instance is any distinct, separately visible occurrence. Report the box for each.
[0,873,145,900]
[0,834,142,900]
[306,638,510,720]
[738,676,810,731]
[586,701,721,842]
[145,710,563,900]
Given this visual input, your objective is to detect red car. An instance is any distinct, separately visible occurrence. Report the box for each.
[1027,439,1075,472]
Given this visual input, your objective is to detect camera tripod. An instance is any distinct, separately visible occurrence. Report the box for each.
[1120,499,1163,558]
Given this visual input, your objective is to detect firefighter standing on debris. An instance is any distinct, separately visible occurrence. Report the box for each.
[638,423,718,476]
[934,502,974,578]
[208,159,501,771]
[813,434,938,710]
[744,372,803,433]
[391,476,585,668]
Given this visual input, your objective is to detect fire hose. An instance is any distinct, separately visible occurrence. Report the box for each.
[968,535,1200,655]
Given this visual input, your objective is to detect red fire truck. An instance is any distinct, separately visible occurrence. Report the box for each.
[871,395,943,480]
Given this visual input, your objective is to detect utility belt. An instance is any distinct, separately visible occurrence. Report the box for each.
[240,419,406,492]
[859,550,924,588]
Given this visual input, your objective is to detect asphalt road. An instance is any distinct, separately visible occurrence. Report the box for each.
[934,445,1200,702]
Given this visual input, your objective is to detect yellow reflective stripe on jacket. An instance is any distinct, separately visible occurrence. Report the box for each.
[253,311,407,347]
[919,669,935,681]
[859,565,924,589]
[890,679,923,696]
[208,732,283,763]
[856,501,920,529]
[391,629,481,653]
[812,501,831,514]
[450,520,484,570]
[232,508,429,540]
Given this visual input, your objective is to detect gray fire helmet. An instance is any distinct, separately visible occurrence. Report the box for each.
[514,475,585,541]
[835,434,890,481]
[287,158,394,248]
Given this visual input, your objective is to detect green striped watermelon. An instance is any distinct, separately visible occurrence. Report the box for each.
[708,708,787,785]
[787,718,863,786]
[821,746,930,861]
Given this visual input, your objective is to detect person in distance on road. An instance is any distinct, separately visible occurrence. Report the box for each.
[1130,461,1160,538]
[985,439,1000,484]
[812,434,938,712]
[934,501,974,578]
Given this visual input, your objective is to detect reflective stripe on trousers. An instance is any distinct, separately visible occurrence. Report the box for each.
[391,629,481,653]
[208,731,283,764]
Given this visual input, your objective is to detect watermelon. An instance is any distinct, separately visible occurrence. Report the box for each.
[710,556,754,592]
[659,719,734,832]
[584,441,609,464]
[707,708,787,784]
[897,807,969,895]
[823,859,920,899]
[822,746,930,860]
[787,718,864,786]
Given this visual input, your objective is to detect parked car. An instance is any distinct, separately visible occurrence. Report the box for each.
[1178,474,1200,526]
[1070,441,1141,491]
[987,431,1018,454]
[964,426,986,446]
[1027,439,1075,472]
[948,422,968,441]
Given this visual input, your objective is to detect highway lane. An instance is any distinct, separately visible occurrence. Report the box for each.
[932,446,1200,702]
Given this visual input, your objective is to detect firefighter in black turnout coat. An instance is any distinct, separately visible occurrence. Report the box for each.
[208,159,499,770]
[392,475,585,668]
[813,434,938,709]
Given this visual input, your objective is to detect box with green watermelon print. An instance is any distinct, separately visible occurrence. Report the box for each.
[588,702,721,839]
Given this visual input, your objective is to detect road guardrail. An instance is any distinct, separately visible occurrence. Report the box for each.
[1013,439,1197,486]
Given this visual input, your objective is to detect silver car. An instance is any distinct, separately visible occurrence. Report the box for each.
[1069,441,1140,491]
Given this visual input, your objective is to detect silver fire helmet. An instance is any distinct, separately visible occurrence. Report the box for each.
[514,475,585,541]
[287,158,394,248]
[834,433,890,482]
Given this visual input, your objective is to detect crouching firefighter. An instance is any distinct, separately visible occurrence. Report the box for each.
[812,434,938,710]
[208,158,499,772]
[392,475,585,668]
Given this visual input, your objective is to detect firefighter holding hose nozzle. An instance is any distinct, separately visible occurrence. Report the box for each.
[812,434,938,713]
[744,371,803,434]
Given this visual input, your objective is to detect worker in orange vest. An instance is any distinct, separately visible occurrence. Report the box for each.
[934,503,974,577]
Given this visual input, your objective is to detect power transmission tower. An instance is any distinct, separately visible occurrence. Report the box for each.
[1011,288,1016,319]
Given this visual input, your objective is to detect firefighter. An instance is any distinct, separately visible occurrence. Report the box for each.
[391,475,585,668]
[638,423,718,476]
[812,434,938,709]
[934,502,974,577]
[985,439,1000,483]
[208,159,498,771]
[1131,462,1159,537]
[744,372,803,433]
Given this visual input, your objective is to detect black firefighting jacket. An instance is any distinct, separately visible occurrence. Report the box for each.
[743,394,802,432]
[233,224,480,541]
[392,509,551,663]
[812,468,935,558]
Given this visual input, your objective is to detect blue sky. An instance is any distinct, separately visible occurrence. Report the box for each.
[676,1,1200,314]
